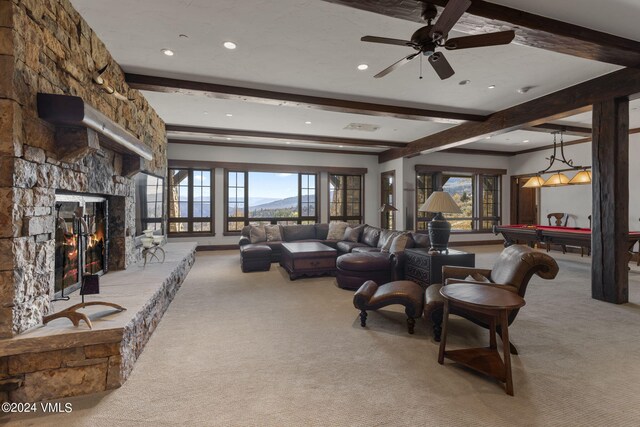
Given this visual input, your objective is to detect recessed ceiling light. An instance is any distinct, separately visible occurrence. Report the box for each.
[485,136,491,140]
[226,137,232,140]
[517,86,535,94]
[459,79,471,85]
[305,121,312,125]
[339,145,344,148]
[523,139,530,143]
[488,85,496,89]
[286,142,291,145]
[223,41,237,50]
[203,111,208,115]
[161,49,174,56]
[357,64,369,71]
[225,113,233,117]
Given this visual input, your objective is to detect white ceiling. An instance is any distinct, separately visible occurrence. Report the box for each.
[71,0,640,154]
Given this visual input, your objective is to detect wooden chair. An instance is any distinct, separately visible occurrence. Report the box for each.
[546,213,568,253]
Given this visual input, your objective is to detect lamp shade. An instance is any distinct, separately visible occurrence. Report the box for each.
[543,172,570,187]
[379,203,398,213]
[522,176,545,188]
[568,170,592,185]
[419,191,462,214]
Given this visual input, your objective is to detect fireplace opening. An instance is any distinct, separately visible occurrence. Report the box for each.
[54,194,109,299]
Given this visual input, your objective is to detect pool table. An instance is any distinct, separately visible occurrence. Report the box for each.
[493,225,640,255]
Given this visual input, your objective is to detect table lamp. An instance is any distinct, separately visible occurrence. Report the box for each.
[379,203,398,230]
[418,191,462,253]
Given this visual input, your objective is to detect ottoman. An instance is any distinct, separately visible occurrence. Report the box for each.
[240,244,272,272]
[353,280,424,334]
[336,252,393,290]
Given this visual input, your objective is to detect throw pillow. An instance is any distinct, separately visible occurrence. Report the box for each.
[389,232,415,254]
[265,224,282,242]
[327,221,349,240]
[343,225,362,242]
[465,273,491,283]
[249,225,267,243]
[380,231,400,252]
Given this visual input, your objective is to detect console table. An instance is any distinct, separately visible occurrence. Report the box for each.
[404,248,475,289]
[438,283,526,396]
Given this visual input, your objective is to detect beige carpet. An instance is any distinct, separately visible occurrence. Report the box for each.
[5,246,640,427]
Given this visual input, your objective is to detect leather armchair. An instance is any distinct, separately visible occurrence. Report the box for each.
[424,245,559,353]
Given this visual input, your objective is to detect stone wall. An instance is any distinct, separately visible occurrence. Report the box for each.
[0,0,168,337]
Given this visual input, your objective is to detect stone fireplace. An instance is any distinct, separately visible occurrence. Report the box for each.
[0,0,168,339]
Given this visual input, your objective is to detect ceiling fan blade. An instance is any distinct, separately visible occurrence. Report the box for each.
[361,35,414,47]
[374,52,420,78]
[428,52,455,80]
[445,30,516,50]
[430,0,471,40]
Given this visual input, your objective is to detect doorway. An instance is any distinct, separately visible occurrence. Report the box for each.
[510,176,538,225]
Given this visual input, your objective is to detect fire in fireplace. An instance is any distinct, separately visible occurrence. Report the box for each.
[54,194,109,298]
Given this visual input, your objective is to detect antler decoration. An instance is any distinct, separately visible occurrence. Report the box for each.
[93,63,135,101]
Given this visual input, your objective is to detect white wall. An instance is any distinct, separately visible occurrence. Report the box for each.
[167,144,380,246]
[508,133,640,230]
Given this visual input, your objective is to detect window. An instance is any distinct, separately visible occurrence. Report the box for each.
[168,168,213,235]
[416,167,502,232]
[380,171,395,230]
[225,171,318,232]
[134,172,164,234]
[329,174,363,225]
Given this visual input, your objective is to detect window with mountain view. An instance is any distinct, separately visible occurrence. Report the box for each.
[329,174,363,225]
[225,171,318,232]
[416,170,501,232]
[168,168,213,235]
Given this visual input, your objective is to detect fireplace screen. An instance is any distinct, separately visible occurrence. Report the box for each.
[54,195,108,296]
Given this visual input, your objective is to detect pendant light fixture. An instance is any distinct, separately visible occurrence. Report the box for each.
[521,130,591,188]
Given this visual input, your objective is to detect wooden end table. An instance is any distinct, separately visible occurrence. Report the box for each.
[438,283,526,396]
[404,248,475,289]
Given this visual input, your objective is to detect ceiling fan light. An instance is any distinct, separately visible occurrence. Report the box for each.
[568,170,592,185]
[522,176,545,188]
[543,173,570,187]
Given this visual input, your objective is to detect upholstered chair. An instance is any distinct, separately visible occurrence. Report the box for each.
[423,244,559,354]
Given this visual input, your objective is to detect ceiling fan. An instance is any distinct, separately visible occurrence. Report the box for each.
[361,0,516,80]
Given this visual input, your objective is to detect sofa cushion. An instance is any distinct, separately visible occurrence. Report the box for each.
[377,229,396,249]
[327,221,349,240]
[249,225,267,243]
[315,223,329,240]
[282,224,316,241]
[389,232,415,254]
[343,225,364,242]
[361,225,381,247]
[411,232,430,249]
[265,224,282,242]
[352,247,381,253]
[337,241,368,254]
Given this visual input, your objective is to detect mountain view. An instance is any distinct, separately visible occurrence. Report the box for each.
[442,177,473,230]
[228,195,316,218]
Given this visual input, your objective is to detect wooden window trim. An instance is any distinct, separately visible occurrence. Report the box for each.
[168,168,215,236]
[328,173,364,224]
[170,159,366,175]
[224,170,320,234]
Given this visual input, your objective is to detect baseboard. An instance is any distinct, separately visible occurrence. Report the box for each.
[448,240,504,247]
[197,244,239,251]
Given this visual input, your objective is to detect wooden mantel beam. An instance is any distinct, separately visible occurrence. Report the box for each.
[379,68,640,163]
[321,0,640,68]
[126,73,484,124]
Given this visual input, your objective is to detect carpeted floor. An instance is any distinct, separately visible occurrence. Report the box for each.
[5,246,640,427]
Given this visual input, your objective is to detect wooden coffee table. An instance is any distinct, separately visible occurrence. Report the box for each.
[280,242,337,280]
[438,283,526,396]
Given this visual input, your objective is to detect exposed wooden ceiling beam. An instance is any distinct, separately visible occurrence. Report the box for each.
[165,124,408,148]
[321,0,640,68]
[126,73,484,124]
[525,124,592,137]
[168,138,378,156]
[379,68,640,163]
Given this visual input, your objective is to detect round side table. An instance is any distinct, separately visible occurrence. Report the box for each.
[438,283,525,396]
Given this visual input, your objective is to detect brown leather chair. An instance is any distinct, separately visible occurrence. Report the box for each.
[423,245,559,354]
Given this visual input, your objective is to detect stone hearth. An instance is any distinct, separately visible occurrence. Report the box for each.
[0,242,196,402]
